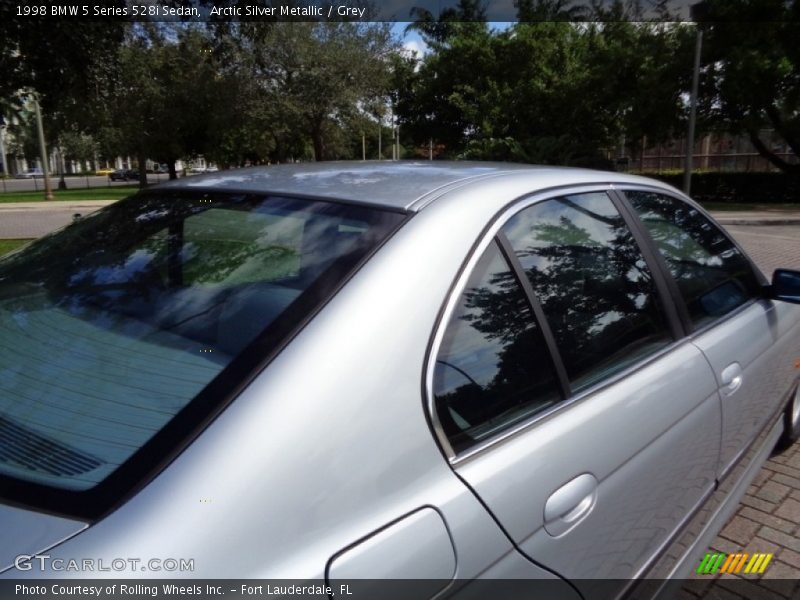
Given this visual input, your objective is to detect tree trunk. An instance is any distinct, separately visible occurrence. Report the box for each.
[137,152,148,188]
[168,159,178,180]
[765,105,800,160]
[748,129,800,174]
[311,121,325,162]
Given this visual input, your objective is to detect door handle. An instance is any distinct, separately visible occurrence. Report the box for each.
[544,473,598,537]
[720,362,743,396]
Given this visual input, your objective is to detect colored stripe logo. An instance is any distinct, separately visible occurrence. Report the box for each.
[696,552,772,574]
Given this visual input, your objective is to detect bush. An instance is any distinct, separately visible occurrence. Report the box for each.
[647,172,800,204]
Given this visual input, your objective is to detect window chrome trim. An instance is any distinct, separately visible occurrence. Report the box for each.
[425,182,682,464]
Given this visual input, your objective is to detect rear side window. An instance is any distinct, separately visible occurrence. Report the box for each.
[502,192,673,392]
[0,192,402,507]
[624,191,761,330]
[433,241,562,454]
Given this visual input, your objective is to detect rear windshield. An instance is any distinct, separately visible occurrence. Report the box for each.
[0,190,403,513]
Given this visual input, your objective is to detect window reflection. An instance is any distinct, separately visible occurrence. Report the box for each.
[503,193,672,391]
[433,242,561,453]
[625,191,760,329]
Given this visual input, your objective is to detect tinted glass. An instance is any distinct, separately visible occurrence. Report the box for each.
[625,191,761,329]
[433,242,561,454]
[0,192,402,492]
[503,193,672,391]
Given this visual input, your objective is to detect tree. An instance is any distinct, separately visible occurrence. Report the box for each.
[60,130,99,172]
[407,0,488,46]
[230,22,398,161]
[397,14,693,165]
[699,0,800,173]
[91,24,232,183]
[0,7,126,145]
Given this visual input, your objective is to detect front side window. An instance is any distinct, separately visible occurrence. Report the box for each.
[502,192,672,392]
[0,191,402,504]
[433,242,561,454]
[624,191,761,329]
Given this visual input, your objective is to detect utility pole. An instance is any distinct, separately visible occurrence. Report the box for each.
[396,123,400,161]
[362,132,366,161]
[0,117,8,177]
[33,95,54,200]
[429,138,433,161]
[378,122,382,160]
[684,1,707,195]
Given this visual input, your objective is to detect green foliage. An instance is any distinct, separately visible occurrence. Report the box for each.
[398,20,693,165]
[92,24,232,179]
[222,21,397,162]
[59,130,98,165]
[699,1,800,174]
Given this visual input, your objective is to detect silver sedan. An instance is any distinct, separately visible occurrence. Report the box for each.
[1,162,799,598]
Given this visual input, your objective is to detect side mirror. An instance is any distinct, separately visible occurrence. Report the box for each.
[768,269,800,304]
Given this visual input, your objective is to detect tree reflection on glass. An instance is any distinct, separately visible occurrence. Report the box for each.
[625,191,760,328]
[434,242,560,453]
[504,193,671,391]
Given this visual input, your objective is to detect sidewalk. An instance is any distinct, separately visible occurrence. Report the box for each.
[710,210,800,226]
[0,201,117,240]
[0,200,117,212]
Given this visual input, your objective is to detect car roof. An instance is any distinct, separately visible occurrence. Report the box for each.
[156,161,677,212]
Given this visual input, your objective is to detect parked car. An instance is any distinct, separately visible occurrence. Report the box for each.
[108,169,139,181]
[14,168,43,179]
[0,163,798,596]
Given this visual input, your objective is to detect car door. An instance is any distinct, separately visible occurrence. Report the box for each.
[621,189,800,477]
[427,189,722,598]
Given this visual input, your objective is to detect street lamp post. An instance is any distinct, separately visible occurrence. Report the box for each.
[0,116,8,177]
[684,1,708,195]
[33,95,54,200]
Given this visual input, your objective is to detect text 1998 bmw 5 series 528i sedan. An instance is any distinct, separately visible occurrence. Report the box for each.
[1,162,799,598]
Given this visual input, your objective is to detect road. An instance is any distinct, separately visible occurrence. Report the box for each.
[0,174,173,193]
[726,225,800,279]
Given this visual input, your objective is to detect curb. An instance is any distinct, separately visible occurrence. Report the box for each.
[714,219,800,226]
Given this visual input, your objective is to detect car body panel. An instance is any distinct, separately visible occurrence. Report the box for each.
[692,300,800,477]
[0,505,86,572]
[327,507,455,590]
[0,162,797,589]
[1,187,534,579]
[454,342,721,590]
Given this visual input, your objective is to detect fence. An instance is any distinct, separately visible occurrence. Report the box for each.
[0,172,177,194]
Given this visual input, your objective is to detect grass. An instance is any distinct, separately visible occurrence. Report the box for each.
[0,239,32,256]
[0,186,138,203]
